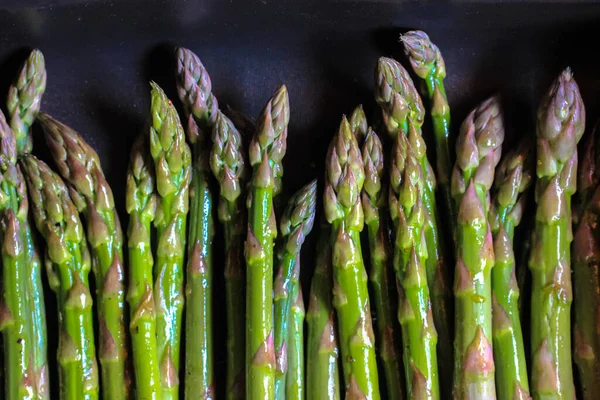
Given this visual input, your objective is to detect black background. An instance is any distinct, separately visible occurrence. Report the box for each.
[1,0,599,396]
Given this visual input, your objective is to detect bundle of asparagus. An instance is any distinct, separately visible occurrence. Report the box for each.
[1,30,599,400]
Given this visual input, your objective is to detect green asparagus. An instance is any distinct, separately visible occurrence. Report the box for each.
[22,155,99,400]
[488,140,533,400]
[530,69,584,400]
[389,127,439,399]
[451,96,504,399]
[210,111,247,400]
[39,113,129,400]
[361,128,404,399]
[375,56,453,398]
[401,31,455,237]
[349,105,368,144]
[125,135,161,400]
[7,48,46,156]
[324,116,380,399]
[246,85,289,400]
[306,223,341,400]
[573,124,600,400]
[274,180,317,399]
[286,279,305,400]
[175,47,217,399]
[148,82,192,400]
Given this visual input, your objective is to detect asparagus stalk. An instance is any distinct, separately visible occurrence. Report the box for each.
[148,82,192,400]
[389,127,439,399]
[39,113,129,399]
[401,31,455,236]
[286,279,305,400]
[375,56,453,398]
[529,69,584,400]
[125,135,161,400]
[175,47,218,399]
[22,155,99,400]
[306,223,341,400]
[451,96,504,399]
[274,180,317,399]
[324,116,380,399]
[573,123,600,400]
[210,111,247,400]
[488,140,533,400]
[7,48,46,156]
[245,85,289,400]
[361,128,404,399]
[7,50,49,397]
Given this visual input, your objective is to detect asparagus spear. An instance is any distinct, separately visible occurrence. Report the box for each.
[7,50,49,397]
[39,113,129,399]
[246,85,289,400]
[175,47,217,399]
[573,124,600,400]
[375,56,453,398]
[529,69,584,400]
[389,127,439,399]
[125,135,161,400]
[148,82,192,400]
[349,105,368,144]
[361,128,404,399]
[401,31,456,236]
[488,140,533,400]
[306,223,341,400]
[22,155,99,400]
[7,48,46,156]
[324,116,380,399]
[451,96,504,399]
[286,279,305,400]
[274,180,317,399]
[210,111,247,400]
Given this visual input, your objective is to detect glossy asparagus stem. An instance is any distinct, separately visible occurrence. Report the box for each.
[389,128,439,399]
[306,223,341,400]
[39,113,128,399]
[401,31,455,237]
[274,180,317,399]
[22,155,99,400]
[324,116,380,399]
[246,85,289,400]
[375,56,453,398]
[488,141,533,400]
[529,69,584,400]
[361,128,404,399]
[7,48,46,156]
[286,279,305,400]
[451,96,504,399]
[573,124,600,400]
[210,111,247,400]
[125,135,161,400]
[148,83,192,400]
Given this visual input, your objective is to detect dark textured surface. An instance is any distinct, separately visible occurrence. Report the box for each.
[1,0,600,396]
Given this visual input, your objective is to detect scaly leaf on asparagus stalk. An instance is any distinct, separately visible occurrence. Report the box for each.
[529,69,584,400]
[245,85,289,400]
[274,179,317,399]
[7,48,46,156]
[324,116,380,399]
[125,135,161,400]
[22,155,99,400]
[451,96,504,399]
[361,128,405,400]
[39,112,129,400]
[148,82,192,400]
[210,111,248,400]
[306,223,341,400]
[389,128,439,399]
[488,140,533,400]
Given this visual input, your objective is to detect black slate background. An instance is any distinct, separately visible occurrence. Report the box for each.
[1,0,599,397]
